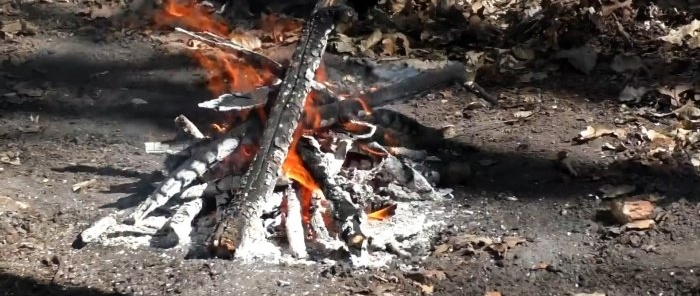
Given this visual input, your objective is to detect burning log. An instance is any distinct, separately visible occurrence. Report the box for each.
[209,0,356,260]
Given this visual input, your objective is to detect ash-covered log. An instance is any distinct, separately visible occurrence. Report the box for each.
[209,0,356,260]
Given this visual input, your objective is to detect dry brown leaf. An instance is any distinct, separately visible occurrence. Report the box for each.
[644,128,676,153]
[657,83,698,106]
[448,234,493,249]
[432,243,452,255]
[691,152,700,168]
[359,29,383,52]
[578,125,627,141]
[420,284,434,295]
[514,110,533,118]
[381,32,410,56]
[660,19,700,49]
[0,20,22,35]
[73,179,98,192]
[503,236,526,248]
[387,0,408,14]
[228,31,261,51]
[0,195,30,213]
[329,33,357,55]
[531,261,549,270]
[672,102,700,120]
[260,13,303,44]
[89,3,121,19]
[610,200,654,223]
[485,291,502,296]
[624,219,655,230]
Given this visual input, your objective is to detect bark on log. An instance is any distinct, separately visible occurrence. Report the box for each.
[210,0,355,260]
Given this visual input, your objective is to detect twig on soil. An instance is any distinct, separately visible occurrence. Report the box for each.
[464,81,499,107]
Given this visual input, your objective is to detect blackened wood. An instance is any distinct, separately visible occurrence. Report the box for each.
[210,0,355,259]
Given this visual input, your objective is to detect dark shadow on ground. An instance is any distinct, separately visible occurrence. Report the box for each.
[0,272,125,296]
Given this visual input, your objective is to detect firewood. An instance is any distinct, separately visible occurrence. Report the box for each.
[128,122,249,224]
[209,0,356,260]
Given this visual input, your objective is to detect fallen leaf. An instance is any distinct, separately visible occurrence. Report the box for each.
[502,236,526,247]
[0,151,20,165]
[485,291,502,296]
[260,13,303,44]
[72,179,98,192]
[0,20,22,36]
[0,195,30,213]
[89,3,121,19]
[381,32,410,56]
[610,200,654,223]
[656,83,698,106]
[602,141,626,152]
[578,125,626,141]
[514,110,533,118]
[691,153,700,167]
[432,243,452,255]
[420,284,434,295]
[623,219,655,230]
[359,29,383,52]
[329,33,357,55]
[672,102,700,120]
[228,31,261,51]
[448,234,493,250]
[659,19,700,49]
[555,46,598,75]
[531,261,549,270]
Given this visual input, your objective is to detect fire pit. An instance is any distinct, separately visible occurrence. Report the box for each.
[77,0,476,266]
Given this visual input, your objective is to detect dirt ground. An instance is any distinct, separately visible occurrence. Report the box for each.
[2,1,700,295]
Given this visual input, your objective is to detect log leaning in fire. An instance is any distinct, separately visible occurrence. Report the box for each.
[198,61,468,130]
[210,1,356,260]
[128,122,248,223]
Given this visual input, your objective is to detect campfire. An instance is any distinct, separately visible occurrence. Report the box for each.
[77,0,475,266]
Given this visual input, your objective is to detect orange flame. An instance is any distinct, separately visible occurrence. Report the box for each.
[368,204,397,221]
[154,0,229,36]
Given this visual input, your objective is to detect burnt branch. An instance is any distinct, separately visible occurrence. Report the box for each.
[210,1,356,260]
